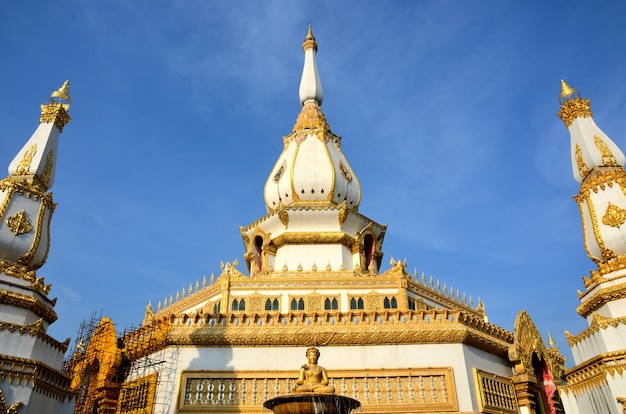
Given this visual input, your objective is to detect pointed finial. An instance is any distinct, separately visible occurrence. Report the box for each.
[559,79,580,103]
[303,25,318,52]
[50,80,71,109]
[547,331,555,347]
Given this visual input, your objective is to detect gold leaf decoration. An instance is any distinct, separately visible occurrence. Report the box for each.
[6,210,32,235]
[602,202,626,228]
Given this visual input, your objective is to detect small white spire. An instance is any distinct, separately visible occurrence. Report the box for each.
[299,26,323,106]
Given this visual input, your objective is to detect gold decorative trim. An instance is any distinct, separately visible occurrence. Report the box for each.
[473,368,518,414]
[291,102,330,143]
[40,103,71,132]
[0,260,37,282]
[563,350,626,396]
[6,210,32,235]
[162,309,512,355]
[338,201,348,227]
[19,198,48,266]
[0,319,68,351]
[509,311,565,382]
[178,367,457,413]
[565,313,626,346]
[595,135,619,166]
[0,288,58,323]
[272,232,356,248]
[0,354,72,402]
[576,282,626,317]
[16,144,37,175]
[277,203,289,228]
[0,389,24,413]
[602,202,626,228]
[40,151,54,188]
[558,96,592,128]
[117,373,158,414]
[575,143,590,179]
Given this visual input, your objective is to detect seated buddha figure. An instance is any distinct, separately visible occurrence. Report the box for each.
[294,347,335,394]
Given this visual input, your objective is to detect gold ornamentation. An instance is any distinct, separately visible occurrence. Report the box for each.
[0,354,71,401]
[180,367,457,412]
[337,201,348,226]
[509,310,565,382]
[0,288,58,323]
[40,151,53,188]
[602,202,626,228]
[338,161,351,182]
[575,144,590,179]
[0,389,23,414]
[473,368,518,414]
[164,308,513,355]
[576,282,626,317]
[16,144,37,175]
[291,102,330,143]
[277,203,289,228]
[19,198,48,266]
[565,313,626,346]
[272,232,356,248]
[302,25,317,52]
[117,373,158,414]
[40,103,71,131]
[6,210,32,235]
[577,186,616,263]
[595,135,619,166]
[0,260,37,283]
[273,162,286,183]
[562,350,626,396]
[558,96,592,127]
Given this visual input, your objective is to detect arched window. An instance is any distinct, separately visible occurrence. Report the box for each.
[298,298,305,310]
[272,298,279,311]
[408,298,415,310]
[232,299,239,311]
[364,234,375,270]
[238,299,246,311]
[391,297,398,308]
[350,297,364,310]
[265,299,272,311]
[213,302,221,313]
[253,236,263,271]
[384,297,391,309]
[290,298,298,311]
[324,297,338,310]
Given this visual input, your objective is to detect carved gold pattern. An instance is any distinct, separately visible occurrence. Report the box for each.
[0,354,72,402]
[0,389,23,414]
[291,102,331,144]
[302,25,317,52]
[6,210,32,235]
[0,319,68,351]
[40,151,53,188]
[595,135,619,167]
[565,313,626,346]
[576,282,626,317]
[272,232,356,248]
[575,144,590,179]
[473,368,518,414]
[338,201,348,227]
[558,96,592,127]
[562,350,626,396]
[162,309,512,355]
[40,103,71,132]
[0,260,37,282]
[0,288,58,323]
[179,367,457,413]
[19,198,48,267]
[16,144,37,175]
[338,161,351,181]
[602,202,626,228]
[509,311,565,382]
[117,373,158,414]
[277,203,289,228]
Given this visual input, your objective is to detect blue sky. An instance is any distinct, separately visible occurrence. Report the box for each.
[2,1,625,366]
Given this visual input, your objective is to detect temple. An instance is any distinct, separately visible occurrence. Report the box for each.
[1,29,625,414]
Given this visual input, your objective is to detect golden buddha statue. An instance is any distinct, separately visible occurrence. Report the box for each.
[294,347,335,394]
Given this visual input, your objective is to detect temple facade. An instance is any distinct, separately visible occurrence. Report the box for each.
[64,29,573,414]
[0,83,74,413]
[5,29,625,414]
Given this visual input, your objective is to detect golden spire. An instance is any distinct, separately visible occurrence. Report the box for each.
[557,79,591,127]
[50,80,71,109]
[559,79,579,103]
[547,331,555,347]
[303,25,318,52]
[40,81,72,132]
